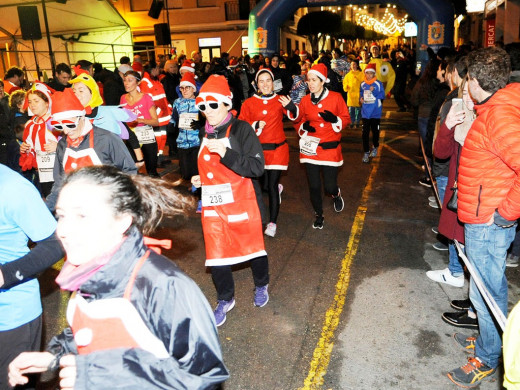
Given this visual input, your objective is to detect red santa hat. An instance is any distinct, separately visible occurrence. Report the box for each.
[255,67,274,84]
[132,62,143,74]
[364,63,377,73]
[299,50,308,58]
[180,60,195,73]
[370,42,380,49]
[308,63,330,83]
[51,88,86,121]
[180,72,197,90]
[196,74,233,108]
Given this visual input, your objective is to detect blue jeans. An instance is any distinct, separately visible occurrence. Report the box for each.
[418,117,429,144]
[348,106,360,125]
[465,223,516,368]
[435,175,448,203]
[448,243,464,276]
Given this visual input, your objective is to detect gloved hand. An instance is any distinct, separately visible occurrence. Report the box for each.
[284,100,297,115]
[302,121,316,133]
[190,119,205,130]
[319,110,338,123]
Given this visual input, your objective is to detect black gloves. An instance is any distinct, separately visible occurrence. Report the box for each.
[190,118,205,130]
[284,100,297,116]
[302,121,316,133]
[319,110,338,123]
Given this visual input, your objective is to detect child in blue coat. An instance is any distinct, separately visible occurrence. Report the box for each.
[360,63,385,163]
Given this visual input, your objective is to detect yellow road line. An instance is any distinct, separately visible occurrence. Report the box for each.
[301,131,385,389]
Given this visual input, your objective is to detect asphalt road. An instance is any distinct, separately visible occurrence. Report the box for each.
[38,99,520,389]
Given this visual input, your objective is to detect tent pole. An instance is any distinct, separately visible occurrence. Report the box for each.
[31,39,41,81]
[41,0,56,75]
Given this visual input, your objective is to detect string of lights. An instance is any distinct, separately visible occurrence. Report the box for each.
[355,7,408,35]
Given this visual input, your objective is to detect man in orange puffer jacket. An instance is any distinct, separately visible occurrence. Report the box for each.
[447,47,520,388]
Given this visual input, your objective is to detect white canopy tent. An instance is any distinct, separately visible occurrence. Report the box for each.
[0,0,133,80]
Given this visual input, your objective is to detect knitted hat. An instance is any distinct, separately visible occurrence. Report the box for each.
[364,63,377,73]
[180,72,197,90]
[196,74,233,108]
[255,67,274,84]
[180,60,195,73]
[308,63,330,83]
[69,73,103,109]
[51,88,86,121]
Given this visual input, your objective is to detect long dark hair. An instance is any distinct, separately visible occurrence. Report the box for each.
[62,166,193,235]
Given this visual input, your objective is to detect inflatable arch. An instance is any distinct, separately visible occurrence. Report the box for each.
[248,0,454,64]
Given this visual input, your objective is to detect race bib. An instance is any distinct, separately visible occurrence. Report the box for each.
[134,125,156,144]
[179,113,199,129]
[201,183,234,207]
[363,89,375,103]
[299,135,320,156]
[273,79,283,92]
[36,151,56,183]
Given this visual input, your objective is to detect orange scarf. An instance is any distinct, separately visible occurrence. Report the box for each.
[364,76,378,85]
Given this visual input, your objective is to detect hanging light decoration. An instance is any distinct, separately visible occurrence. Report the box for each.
[355,6,408,35]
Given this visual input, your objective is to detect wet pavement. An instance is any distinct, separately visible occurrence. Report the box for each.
[37,99,520,389]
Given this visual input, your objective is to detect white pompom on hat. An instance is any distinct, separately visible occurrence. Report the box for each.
[180,72,197,90]
[308,63,330,83]
[196,74,233,108]
[180,60,195,73]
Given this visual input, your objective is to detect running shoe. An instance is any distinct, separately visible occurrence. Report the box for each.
[333,189,344,212]
[214,298,235,327]
[507,253,519,268]
[313,214,324,229]
[254,285,269,307]
[447,357,495,388]
[264,222,277,237]
[453,333,477,354]
[369,147,378,158]
[362,152,370,163]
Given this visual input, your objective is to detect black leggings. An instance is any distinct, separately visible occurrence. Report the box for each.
[362,118,380,153]
[263,169,282,224]
[211,255,269,301]
[305,163,339,216]
[141,141,159,176]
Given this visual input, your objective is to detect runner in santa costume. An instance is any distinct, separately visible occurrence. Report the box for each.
[239,67,298,237]
[45,88,137,211]
[191,75,270,327]
[8,166,228,389]
[294,63,350,229]
[139,62,172,161]
[19,83,59,197]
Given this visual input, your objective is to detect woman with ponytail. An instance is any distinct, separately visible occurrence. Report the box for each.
[8,165,228,389]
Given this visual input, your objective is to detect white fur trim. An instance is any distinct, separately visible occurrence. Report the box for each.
[265,164,288,170]
[180,80,196,90]
[308,69,329,83]
[332,117,342,133]
[197,92,233,108]
[300,158,343,166]
[52,110,86,121]
[205,250,268,266]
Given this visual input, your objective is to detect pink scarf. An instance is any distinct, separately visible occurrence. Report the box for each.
[205,112,232,135]
[55,239,125,291]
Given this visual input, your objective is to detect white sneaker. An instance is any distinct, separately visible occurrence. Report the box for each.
[428,196,436,203]
[429,200,439,209]
[426,268,464,288]
[264,222,277,237]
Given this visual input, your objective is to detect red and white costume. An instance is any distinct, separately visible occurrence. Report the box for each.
[20,117,59,182]
[239,94,293,170]
[295,89,350,166]
[139,72,172,154]
[198,124,266,266]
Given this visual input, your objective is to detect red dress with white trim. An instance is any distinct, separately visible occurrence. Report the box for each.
[294,89,350,167]
[198,125,266,267]
[239,94,290,170]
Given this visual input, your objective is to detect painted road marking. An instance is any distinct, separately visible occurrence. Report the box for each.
[301,130,385,389]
